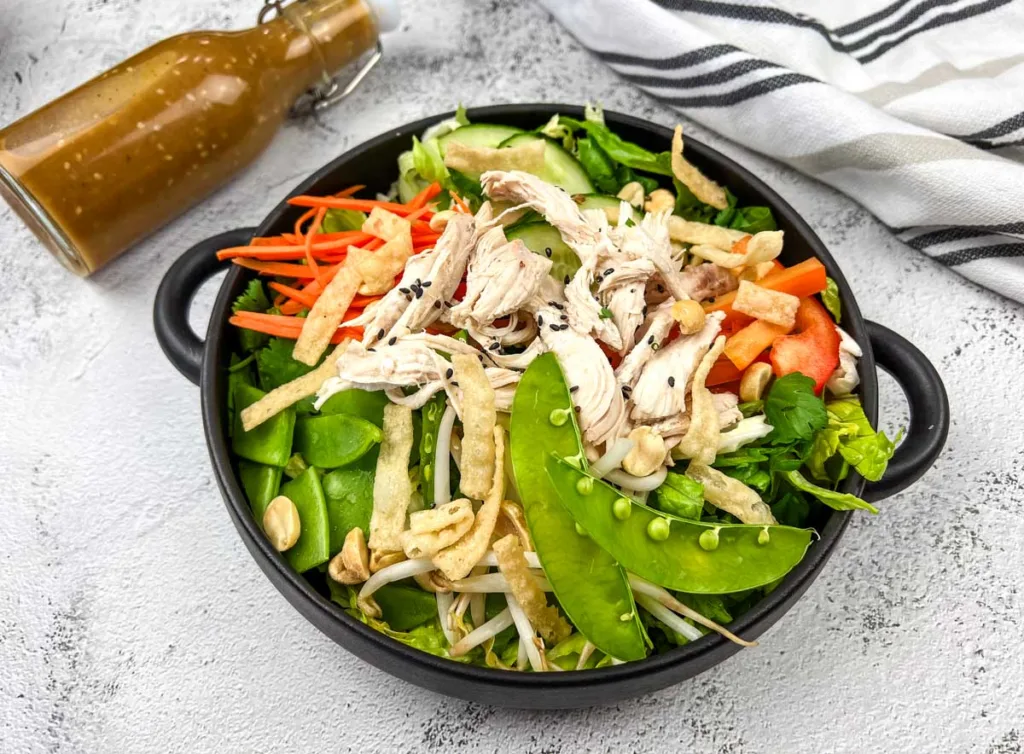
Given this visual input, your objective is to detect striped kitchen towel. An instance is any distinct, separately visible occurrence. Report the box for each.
[538,0,1024,303]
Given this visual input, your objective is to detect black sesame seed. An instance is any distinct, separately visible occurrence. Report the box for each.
[551,301,564,310]
[574,405,581,412]
[604,268,614,276]
[545,247,553,257]
[434,300,442,309]
[398,288,409,295]
[570,385,579,393]
[451,380,459,387]
[549,324,559,332]
[537,315,544,327]
[388,337,397,346]
[668,376,676,387]
[415,288,424,299]
[560,314,568,321]
[446,368,454,379]
[489,342,500,351]
[647,335,654,345]
[560,324,570,331]
[421,280,432,288]
[377,329,385,339]
[564,275,571,285]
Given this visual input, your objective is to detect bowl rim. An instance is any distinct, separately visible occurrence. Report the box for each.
[200,103,877,689]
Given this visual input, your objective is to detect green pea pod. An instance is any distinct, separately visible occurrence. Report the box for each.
[232,382,295,467]
[510,353,647,662]
[419,392,448,506]
[294,413,382,469]
[373,584,438,631]
[319,388,390,427]
[545,456,814,594]
[238,460,282,521]
[279,467,330,573]
[321,453,376,554]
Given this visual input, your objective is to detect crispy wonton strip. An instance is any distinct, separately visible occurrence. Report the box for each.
[452,353,496,500]
[689,230,784,269]
[675,335,727,465]
[443,140,546,178]
[432,426,505,581]
[732,280,801,329]
[239,345,342,431]
[493,501,534,551]
[667,216,747,250]
[671,125,728,210]
[685,461,776,525]
[492,533,571,644]
[367,404,415,555]
[293,261,362,366]
[400,499,475,559]
[351,208,414,296]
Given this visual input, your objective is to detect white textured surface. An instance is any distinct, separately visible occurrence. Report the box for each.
[0,1,1021,752]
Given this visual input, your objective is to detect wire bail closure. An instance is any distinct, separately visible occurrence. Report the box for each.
[258,0,383,118]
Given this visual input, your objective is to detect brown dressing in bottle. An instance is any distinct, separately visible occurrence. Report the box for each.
[0,0,393,275]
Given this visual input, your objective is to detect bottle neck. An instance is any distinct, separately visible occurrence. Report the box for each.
[264,0,379,100]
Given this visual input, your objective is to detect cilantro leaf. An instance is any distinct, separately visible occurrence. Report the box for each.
[256,337,318,391]
[764,373,828,444]
[231,280,271,352]
[821,277,842,323]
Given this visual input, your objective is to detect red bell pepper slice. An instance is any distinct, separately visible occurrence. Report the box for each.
[769,297,840,393]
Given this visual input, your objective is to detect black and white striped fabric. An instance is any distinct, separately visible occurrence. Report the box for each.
[538,0,1024,302]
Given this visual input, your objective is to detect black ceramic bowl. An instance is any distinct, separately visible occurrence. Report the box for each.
[154,104,949,708]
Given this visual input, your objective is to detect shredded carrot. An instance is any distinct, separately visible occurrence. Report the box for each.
[288,196,424,216]
[230,314,361,343]
[268,281,318,309]
[232,258,319,278]
[304,207,327,280]
[334,184,365,198]
[450,193,471,214]
[293,207,317,238]
[407,182,443,210]
[216,234,373,261]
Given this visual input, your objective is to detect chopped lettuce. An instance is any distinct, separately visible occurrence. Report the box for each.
[653,471,705,520]
[822,277,842,323]
[538,114,576,152]
[576,137,620,195]
[411,135,449,185]
[808,397,896,483]
[322,208,366,233]
[781,469,879,514]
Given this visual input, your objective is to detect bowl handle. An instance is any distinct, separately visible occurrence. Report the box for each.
[154,228,257,386]
[861,321,949,502]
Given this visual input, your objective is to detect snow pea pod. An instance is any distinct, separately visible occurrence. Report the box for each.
[278,467,330,573]
[232,382,295,467]
[373,584,437,631]
[321,453,376,554]
[510,353,647,662]
[238,460,282,522]
[293,413,382,469]
[319,388,390,427]
[545,456,814,594]
[419,392,447,507]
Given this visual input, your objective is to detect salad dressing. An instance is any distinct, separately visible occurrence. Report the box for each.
[0,0,392,275]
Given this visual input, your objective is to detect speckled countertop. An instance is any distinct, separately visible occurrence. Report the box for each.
[1,1,1021,752]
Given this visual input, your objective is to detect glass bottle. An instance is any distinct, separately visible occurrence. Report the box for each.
[0,0,398,276]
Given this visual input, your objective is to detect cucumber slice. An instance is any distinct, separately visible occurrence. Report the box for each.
[506,222,581,285]
[498,133,595,195]
[576,193,636,223]
[437,123,526,154]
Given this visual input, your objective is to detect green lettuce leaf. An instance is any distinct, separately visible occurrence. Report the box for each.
[730,206,778,234]
[781,469,878,514]
[538,114,576,152]
[322,208,366,233]
[576,137,620,194]
[764,373,828,444]
[560,116,673,176]
[653,471,704,520]
[411,136,449,184]
[822,277,842,323]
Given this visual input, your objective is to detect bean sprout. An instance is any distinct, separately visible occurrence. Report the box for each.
[606,466,668,492]
[590,438,635,479]
[507,594,545,671]
[635,593,702,642]
[449,608,514,657]
[434,403,457,506]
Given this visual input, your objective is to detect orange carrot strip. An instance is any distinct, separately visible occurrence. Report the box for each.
[294,207,317,238]
[305,207,326,280]
[706,357,743,387]
[723,319,791,371]
[450,193,471,214]
[335,184,365,198]
[232,258,318,278]
[407,182,443,210]
[268,281,318,309]
[288,196,422,215]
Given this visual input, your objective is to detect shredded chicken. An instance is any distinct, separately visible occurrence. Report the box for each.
[448,226,552,326]
[679,263,739,303]
[629,311,724,421]
[615,301,677,390]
